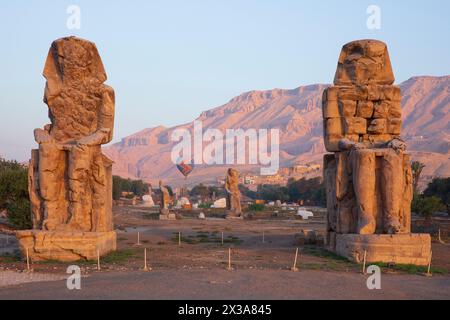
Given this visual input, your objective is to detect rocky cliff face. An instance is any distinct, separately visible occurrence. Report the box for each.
[104,76,450,186]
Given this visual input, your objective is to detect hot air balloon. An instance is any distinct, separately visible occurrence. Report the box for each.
[176,161,194,179]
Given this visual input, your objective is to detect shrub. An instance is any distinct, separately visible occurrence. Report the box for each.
[198,202,213,209]
[6,198,32,230]
[248,203,265,211]
[0,158,31,229]
[423,178,450,215]
[412,195,445,222]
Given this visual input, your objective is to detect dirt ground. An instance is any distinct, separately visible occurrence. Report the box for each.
[0,205,449,299]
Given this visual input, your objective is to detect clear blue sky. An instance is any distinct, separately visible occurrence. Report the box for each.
[1,0,449,161]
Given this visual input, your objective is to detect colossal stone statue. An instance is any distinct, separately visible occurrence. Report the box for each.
[16,37,117,261]
[225,168,242,219]
[323,40,431,265]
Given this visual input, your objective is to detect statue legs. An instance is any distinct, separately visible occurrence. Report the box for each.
[65,145,93,232]
[351,149,377,235]
[380,149,405,234]
[38,142,67,231]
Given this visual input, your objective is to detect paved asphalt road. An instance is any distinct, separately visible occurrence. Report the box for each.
[0,269,449,300]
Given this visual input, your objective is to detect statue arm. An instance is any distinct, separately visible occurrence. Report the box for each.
[34,124,54,144]
[338,138,370,151]
[386,137,407,152]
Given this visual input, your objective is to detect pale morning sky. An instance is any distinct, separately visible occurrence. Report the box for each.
[0,0,449,161]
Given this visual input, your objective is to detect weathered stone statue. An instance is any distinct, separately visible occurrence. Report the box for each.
[225,168,242,219]
[323,40,431,265]
[159,180,175,220]
[16,37,116,261]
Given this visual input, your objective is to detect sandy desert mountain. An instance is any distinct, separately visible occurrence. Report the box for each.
[104,76,450,187]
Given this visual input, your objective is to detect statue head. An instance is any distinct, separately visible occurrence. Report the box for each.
[43,36,107,102]
[334,39,394,86]
[227,168,239,179]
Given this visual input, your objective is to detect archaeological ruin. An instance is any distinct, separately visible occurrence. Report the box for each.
[323,39,431,265]
[16,36,117,261]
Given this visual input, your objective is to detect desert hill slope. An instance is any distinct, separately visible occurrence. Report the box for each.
[104,76,450,187]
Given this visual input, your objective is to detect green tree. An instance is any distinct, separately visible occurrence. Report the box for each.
[112,175,123,200]
[7,198,31,230]
[411,161,426,193]
[412,195,445,224]
[190,184,210,200]
[256,184,289,202]
[287,177,326,206]
[131,180,148,196]
[423,177,450,215]
[0,158,31,229]
[112,176,150,199]
[239,184,257,199]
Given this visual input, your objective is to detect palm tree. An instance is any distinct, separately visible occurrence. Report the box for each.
[411,161,426,194]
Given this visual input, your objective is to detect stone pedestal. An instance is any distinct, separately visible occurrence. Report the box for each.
[334,234,431,266]
[16,230,116,262]
[159,213,176,221]
[226,213,244,220]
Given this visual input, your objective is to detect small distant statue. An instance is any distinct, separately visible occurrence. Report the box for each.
[225,168,242,219]
[159,180,170,212]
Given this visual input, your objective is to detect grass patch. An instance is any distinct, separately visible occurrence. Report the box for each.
[302,245,351,262]
[370,262,448,275]
[101,249,137,264]
[0,251,21,263]
[171,232,243,245]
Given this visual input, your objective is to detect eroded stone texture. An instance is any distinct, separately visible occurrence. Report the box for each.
[16,36,116,261]
[323,40,430,265]
[323,40,402,152]
[334,39,395,86]
[335,234,431,266]
[225,168,242,219]
[159,180,176,220]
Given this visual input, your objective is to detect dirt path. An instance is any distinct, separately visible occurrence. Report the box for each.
[0,269,449,300]
[1,206,449,299]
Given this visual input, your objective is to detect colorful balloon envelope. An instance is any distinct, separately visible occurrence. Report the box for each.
[176,161,194,178]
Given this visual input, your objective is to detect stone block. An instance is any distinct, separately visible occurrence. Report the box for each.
[387,118,402,135]
[324,135,341,152]
[368,119,387,134]
[382,85,401,101]
[159,213,177,221]
[334,234,431,266]
[338,100,357,117]
[338,86,368,101]
[388,100,402,118]
[366,134,393,144]
[324,118,343,135]
[344,117,367,135]
[324,86,339,101]
[373,101,390,118]
[16,230,117,262]
[322,99,340,118]
[356,100,374,118]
